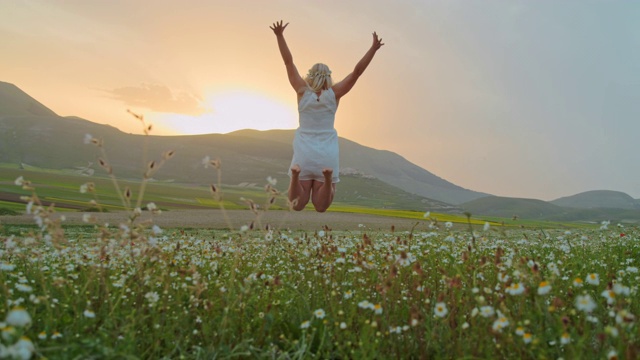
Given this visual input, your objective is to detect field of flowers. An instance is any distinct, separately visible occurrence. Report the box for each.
[1,207,638,359]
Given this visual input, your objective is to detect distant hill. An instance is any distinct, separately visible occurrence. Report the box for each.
[0,81,58,117]
[0,81,488,209]
[461,196,567,219]
[462,195,640,224]
[551,190,640,210]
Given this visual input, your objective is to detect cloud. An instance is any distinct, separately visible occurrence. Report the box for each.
[108,84,204,115]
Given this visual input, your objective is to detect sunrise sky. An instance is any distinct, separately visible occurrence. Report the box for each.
[2,0,639,201]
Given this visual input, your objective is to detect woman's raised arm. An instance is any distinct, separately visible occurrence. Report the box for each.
[332,32,384,100]
[270,20,307,93]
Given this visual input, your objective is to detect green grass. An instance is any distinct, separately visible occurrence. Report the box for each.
[1,220,637,359]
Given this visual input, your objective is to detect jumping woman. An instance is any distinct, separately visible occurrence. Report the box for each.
[270,20,384,212]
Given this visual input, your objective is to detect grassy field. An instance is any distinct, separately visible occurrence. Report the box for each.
[0,211,637,358]
[1,166,595,231]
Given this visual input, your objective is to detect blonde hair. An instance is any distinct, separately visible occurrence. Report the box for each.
[304,63,333,92]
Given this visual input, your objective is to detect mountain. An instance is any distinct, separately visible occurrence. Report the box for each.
[551,190,640,210]
[0,81,485,209]
[461,195,640,224]
[0,81,58,117]
[461,196,567,219]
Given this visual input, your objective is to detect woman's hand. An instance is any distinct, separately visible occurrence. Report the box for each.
[372,32,384,50]
[270,20,289,36]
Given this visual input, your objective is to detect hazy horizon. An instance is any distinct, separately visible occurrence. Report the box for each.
[2,0,639,200]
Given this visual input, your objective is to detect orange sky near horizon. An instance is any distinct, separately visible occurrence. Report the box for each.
[2,0,639,201]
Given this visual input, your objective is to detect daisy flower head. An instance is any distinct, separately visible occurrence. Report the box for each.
[586,273,599,286]
[607,349,618,360]
[6,307,32,327]
[83,309,96,318]
[560,332,571,345]
[572,277,583,287]
[575,294,596,313]
[601,290,616,305]
[434,302,448,318]
[605,325,619,338]
[358,300,373,310]
[314,309,326,319]
[480,306,495,318]
[537,281,552,295]
[522,332,533,344]
[300,320,310,329]
[13,337,35,358]
[492,315,509,332]
[373,303,383,315]
[615,309,635,326]
[506,282,526,296]
[613,283,630,296]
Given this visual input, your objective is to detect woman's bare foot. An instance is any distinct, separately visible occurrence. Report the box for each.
[312,168,335,212]
[288,164,310,211]
[322,168,333,182]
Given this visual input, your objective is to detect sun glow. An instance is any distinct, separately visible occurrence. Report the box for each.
[146,90,297,135]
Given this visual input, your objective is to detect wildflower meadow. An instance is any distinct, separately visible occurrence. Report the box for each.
[1,123,638,359]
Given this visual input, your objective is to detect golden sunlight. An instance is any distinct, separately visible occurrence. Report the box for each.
[147,90,297,135]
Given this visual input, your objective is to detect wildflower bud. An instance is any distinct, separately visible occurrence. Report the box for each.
[210,184,217,194]
[210,158,221,169]
[148,160,156,170]
[127,109,144,121]
[147,124,153,133]
[269,196,276,205]
[124,187,131,200]
[14,176,25,186]
[98,158,112,174]
[163,150,176,160]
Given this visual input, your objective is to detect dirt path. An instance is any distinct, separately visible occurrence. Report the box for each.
[0,209,426,232]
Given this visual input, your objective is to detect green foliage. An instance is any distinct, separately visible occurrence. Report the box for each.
[0,207,20,215]
[1,224,638,359]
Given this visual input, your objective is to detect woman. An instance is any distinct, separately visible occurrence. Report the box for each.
[270,20,383,212]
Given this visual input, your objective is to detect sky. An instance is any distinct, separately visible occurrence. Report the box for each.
[1,0,639,201]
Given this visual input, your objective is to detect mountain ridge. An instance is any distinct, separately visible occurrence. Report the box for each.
[0,81,58,117]
[2,81,638,221]
[551,190,640,210]
[0,81,487,206]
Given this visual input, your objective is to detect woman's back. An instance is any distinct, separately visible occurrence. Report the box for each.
[297,88,337,132]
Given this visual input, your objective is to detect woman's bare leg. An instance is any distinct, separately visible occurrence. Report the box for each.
[288,165,312,211]
[311,168,335,213]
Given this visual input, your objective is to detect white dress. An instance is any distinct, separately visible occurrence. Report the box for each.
[288,87,340,183]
